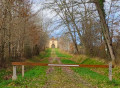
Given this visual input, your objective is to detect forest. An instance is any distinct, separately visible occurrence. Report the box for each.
[0,0,120,87]
[0,0,120,65]
[0,0,120,66]
[0,0,49,67]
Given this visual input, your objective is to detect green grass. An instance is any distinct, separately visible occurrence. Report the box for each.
[0,69,12,83]
[0,59,48,88]
[55,48,72,58]
[81,58,104,65]
[0,48,51,88]
[55,48,120,87]
[39,48,51,58]
[29,48,51,62]
[61,59,120,88]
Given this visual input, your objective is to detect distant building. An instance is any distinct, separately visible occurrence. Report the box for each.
[49,37,58,48]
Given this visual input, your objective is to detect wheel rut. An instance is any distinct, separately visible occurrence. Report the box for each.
[43,49,94,88]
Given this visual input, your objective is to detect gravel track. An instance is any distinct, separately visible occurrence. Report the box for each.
[43,49,94,88]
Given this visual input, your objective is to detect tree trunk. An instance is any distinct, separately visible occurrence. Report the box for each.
[95,2,115,63]
[66,23,79,53]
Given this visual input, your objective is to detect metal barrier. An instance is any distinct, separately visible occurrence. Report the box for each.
[12,62,114,81]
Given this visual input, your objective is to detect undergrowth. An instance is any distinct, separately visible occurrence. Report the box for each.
[0,59,48,88]
[0,48,51,88]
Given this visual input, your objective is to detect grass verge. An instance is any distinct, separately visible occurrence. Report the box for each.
[39,48,51,58]
[55,48,72,58]
[0,59,48,88]
[0,48,51,88]
[55,49,120,87]
[61,59,120,88]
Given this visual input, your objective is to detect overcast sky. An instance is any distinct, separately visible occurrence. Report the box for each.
[31,0,120,37]
[31,0,112,18]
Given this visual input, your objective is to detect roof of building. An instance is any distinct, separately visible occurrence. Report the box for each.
[51,37,56,40]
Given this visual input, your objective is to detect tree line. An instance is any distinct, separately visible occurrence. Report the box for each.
[0,0,48,67]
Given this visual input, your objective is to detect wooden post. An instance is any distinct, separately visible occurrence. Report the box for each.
[12,66,17,80]
[22,65,24,77]
[109,62,112,81]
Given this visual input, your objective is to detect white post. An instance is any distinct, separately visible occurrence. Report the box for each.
[12,66,17,80]
[22,65,24,77]
[109,62,112,81]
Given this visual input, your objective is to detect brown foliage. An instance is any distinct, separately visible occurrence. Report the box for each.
[0,0,48,67]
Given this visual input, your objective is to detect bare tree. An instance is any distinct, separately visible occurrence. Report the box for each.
[0,0,49,67]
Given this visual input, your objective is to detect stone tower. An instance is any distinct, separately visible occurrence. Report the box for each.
[49,37,58,48]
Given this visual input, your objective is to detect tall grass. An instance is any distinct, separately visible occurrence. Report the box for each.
[55,48,72,58]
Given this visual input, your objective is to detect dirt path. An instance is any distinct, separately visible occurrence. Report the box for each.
[43,49,93,88]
